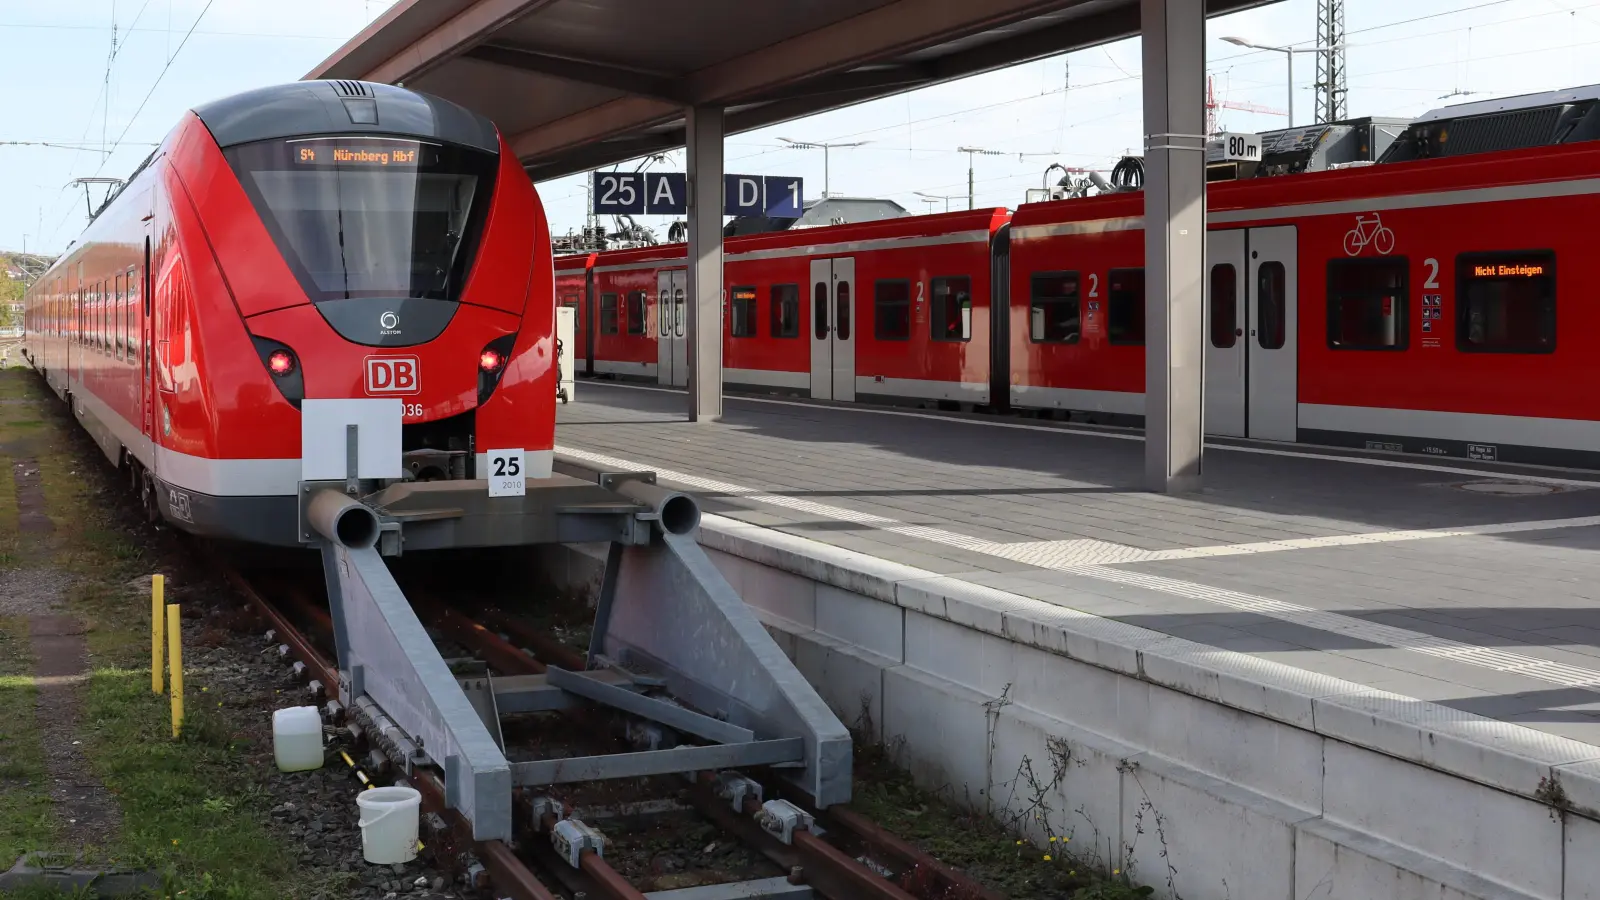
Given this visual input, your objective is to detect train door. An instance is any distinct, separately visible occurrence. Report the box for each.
[656,269,688,387]
[808,257,855,401]
[1246,227,1297,441]
[1204,227,1297,441]
[1205,231,1246,437]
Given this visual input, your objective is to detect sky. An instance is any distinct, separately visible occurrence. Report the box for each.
[5,0,1600,255]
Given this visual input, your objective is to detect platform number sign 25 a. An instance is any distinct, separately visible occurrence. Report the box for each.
[486,449,525,497]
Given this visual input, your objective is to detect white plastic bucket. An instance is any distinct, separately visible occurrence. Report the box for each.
[356,786,422,864]
[272,706,324,773]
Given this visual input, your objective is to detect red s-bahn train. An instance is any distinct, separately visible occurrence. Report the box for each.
[21,80,559,545]
[559,90,1598,469]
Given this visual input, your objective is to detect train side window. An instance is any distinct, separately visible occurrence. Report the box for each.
[1108,268,1145,345]
[625,290,647,335]
[1029,271,1079,343]
[98,283,107,352]
[600,292,619,334]
[730,286,757,337]
[128,267,139,363]
[930,276,972,342]
[874,280,911,341]
[114,274,124,360]
[771,284,799,338]
[1256,262,1287,350]
[813,283,828,339]
[1210,264,1238,348]
[1326,258,1407,350]
[1456,251,1556,353]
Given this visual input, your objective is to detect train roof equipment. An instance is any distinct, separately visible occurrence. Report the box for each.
[1380,82,1600,163]
[723,196,908,237]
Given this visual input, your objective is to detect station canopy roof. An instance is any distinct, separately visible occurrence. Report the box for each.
[309,0,1278,183]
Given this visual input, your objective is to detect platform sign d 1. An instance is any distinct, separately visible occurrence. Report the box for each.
[485,448,526,497]
[593,172,645,215]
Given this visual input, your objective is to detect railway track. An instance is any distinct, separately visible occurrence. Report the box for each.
[213,550,998,900]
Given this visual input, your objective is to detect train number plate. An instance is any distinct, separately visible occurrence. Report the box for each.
[364,356,421,395]
[486,449,526,497]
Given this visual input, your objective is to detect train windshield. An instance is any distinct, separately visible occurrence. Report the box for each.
[224,136,499,303]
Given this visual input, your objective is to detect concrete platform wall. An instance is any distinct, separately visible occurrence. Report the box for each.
[547,518,1600,900]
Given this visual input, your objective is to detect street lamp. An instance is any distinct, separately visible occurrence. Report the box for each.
[957,146,1005,209]
[1220,36,1346,128]
[777,137,869,199]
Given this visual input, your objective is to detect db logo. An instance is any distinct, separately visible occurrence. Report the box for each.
[365,356,420,395]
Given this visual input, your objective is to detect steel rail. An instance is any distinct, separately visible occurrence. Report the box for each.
[216,560,558,900]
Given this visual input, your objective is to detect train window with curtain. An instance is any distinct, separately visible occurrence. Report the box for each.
[1029,271,1079,343]
[1256,262,1287,350]
[874,280,911,341]
[600,292,619,334]
[1455,252,1556,353]
[1108,268,1145,345]
[771,284,799,338]
[625,290,647,335]
[930,276,972,342]
[730,286,757,337]
[1327,258,1407,350]
[1211,264,1238,348]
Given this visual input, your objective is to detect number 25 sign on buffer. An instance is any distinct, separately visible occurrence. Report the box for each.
[486,449,525,497]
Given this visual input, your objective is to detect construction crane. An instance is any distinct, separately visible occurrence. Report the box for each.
[1206,74,1286,135]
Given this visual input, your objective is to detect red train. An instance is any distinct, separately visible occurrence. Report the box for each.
[21,80,559,545]
[560,97,1597,469]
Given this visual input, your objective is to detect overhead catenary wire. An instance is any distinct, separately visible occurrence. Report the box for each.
[42,0,216,247]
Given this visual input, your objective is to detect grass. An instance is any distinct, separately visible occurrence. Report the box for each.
[0,619,54,870]
[849,739,1153,900]
[0,369,341,898]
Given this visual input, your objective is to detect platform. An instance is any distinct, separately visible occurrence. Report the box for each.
[557,381,1600,747]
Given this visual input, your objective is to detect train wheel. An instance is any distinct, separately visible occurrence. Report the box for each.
[140,472,161,524]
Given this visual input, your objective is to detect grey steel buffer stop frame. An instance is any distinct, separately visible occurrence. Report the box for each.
[299,416,850,845]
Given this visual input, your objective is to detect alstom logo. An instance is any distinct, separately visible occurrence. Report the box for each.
[365,356,420,395]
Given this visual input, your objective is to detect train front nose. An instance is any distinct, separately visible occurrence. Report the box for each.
[227,134,525,481]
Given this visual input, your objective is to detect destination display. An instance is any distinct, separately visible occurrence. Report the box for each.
[290,141,437,168]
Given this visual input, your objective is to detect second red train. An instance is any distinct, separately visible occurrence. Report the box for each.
[558,89,1596,469]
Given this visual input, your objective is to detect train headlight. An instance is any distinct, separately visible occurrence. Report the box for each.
[268,349,296,377]
[477,334,517,405]
[250,336,304,408]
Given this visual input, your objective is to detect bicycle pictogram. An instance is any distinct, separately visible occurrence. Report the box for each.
[1343,213,1395,256]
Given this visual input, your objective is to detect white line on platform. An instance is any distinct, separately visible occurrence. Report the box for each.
[555,444,1600,690]
[1079,565,1600,689]
[576,380,1600,489]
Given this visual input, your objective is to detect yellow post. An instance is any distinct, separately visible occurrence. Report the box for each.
[166,604,184,739]
[151,575,165,694]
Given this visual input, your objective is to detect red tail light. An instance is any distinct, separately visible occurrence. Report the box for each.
[268,349,296,376]
[479,348,504,373]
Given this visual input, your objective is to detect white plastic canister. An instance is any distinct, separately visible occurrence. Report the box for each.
[272,706,324,773]
[357,786,422,864]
